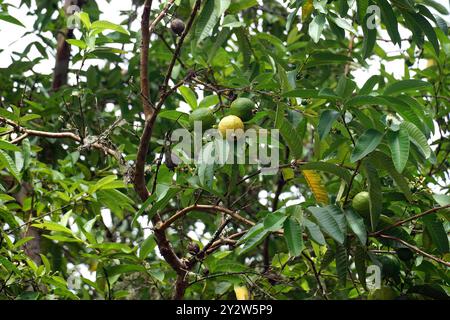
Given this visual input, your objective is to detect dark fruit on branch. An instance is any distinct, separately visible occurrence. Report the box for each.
[170,18,185,36]
[187,242,200,255]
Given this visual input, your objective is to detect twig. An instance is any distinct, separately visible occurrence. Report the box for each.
[376,234,450,267]
[158,204,255,231]
[2,117,122,161]
[370,205,450,237]
[302,252,328,299]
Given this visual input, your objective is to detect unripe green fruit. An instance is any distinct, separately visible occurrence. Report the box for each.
[378,255,401,279]
[368,286,397,300]
[189,108,216,130]
[396,248,414,261]
[170,18,185,36]
[352,191,370,217]
[229,98,255,122]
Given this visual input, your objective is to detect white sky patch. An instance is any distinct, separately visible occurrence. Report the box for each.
[100,208,113,228]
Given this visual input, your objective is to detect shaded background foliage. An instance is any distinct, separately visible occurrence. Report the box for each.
[0,0,449,300]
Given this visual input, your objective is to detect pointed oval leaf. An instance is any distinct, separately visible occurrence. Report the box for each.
[350,129,383,162]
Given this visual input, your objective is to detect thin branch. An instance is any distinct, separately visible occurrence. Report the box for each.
[158,204,255,231]
[2,117,121,161]
[302,252,328,299]
[140,0,154,119]
[370,205,450,237]
[376,234,450,268]
[160,0,202,95]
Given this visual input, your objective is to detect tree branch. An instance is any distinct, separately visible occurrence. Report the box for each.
[140,0,154,119]
[376,234,450,268]
[1,117,121,161]
[370,205,450,237]
[158,204,255,231]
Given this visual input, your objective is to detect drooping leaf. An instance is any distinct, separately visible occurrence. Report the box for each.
[386,128,410,173]
[0,150,21,182]
[308,205,346,244]
[284,216,304,257]
[400,121,431,159]
[362,161,382,231]
[302,170,329,204]
[350,129,384,162]
[345,209,367,245]
[318,109,340,140]
[383,79,432,96]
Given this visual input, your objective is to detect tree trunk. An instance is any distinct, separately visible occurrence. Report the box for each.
[52,0,86,91]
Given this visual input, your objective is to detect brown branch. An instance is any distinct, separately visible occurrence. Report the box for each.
[370,205,450,237]
[376,234,450,267]
[52,0,86,91]
[133,0,203,300]
[302,252,328,299]
[140,0,154,119]
[158,204,255,231]
[160,0,202,95]
[2,117,121,161]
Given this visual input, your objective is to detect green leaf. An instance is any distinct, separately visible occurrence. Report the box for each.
[32,221,73,235]
[91,20,130,35]
[345,209,367,245]
[228,0,258,14]
[362,13,377,58]
[274,105,304,159]
[0,256,19,274]
[309,14,326,43]
[383,80,432,96]
[357,0,369,23]
[299,162,352,185]
[0,149,21,182]
[106,264,146,277]
[238,223,269,255]
[362,161,382,231]
[139,235,156,259]
[0,140,21,152]
[284,217,304,257]
[335,244,348,285]
[318,109,340,140]
[0,12,25,27]
[282,89,319,98]
[423,215,449,254]
[375,0,401,44]
[406,11,440,54]
[386,128,410,173]
[198,142,215,188]
[131,194,156,226]
[207,27,232,63]
[66,39,87,49]
[354,245,367,289]
[179,86,198,109]
[199,95,219,109]
[346,95,388,107]
[400,121,431,159]
[264,211,287,232]
[304,219,326,245]
[360,75,381,95]
[195,0,230,44]
[147,188,179,220]
[350,129,384,162]
[370,151,413,202]
[308,205,346,244]
[89,175,118,194]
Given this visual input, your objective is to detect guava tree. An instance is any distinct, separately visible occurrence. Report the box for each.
[0,0,449,300]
